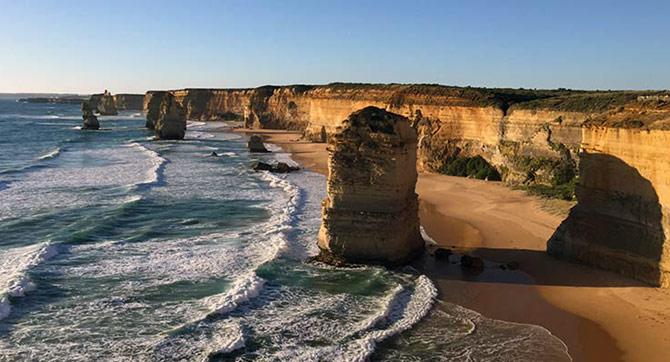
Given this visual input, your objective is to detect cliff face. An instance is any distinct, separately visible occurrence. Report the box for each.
[143,84,670,285]
[89,91,143,114]
[113,94,144,110]
[317,107,423,265]
[549,127,670,286]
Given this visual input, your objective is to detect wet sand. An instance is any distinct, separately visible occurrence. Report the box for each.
[240,129,670,362]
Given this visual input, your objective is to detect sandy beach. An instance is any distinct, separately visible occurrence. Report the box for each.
[245,129,670,362]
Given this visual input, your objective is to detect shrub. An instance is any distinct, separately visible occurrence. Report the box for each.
[442,156,501,181]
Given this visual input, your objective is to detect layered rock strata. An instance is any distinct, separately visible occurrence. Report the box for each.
[317,107,424,265]
[154,93,186,140]
[81,101,100,130]
[549,127,670,286]
[143,84,670,285]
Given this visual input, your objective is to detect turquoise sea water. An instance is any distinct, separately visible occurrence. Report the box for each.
[0,99,571,361]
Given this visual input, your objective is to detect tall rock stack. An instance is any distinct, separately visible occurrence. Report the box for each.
[144,91,168,129]
[317,106,424,265]
[96,90,118,115]
[81,101,100,130]
[154,93,187,140]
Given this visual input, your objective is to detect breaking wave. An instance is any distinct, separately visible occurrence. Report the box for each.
[0,243,59,320]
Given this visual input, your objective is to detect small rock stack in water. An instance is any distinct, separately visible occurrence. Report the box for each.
[317,106,424,265]
[154,93,187,140]
[81,101,100,130]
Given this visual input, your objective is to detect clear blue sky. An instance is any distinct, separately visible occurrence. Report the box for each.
[1,0,668,93]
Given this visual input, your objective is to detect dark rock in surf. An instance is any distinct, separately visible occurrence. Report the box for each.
[248,135,270,153]
[81,101,100,130]
[252,161,299,173]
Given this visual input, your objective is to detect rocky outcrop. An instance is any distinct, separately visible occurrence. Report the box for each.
[154,93,186,140]
[549,127,670,287]
[247,135,269,153]
[317,107,424,265]
[81,101,99,130]
[89,90,118,115]
[144,91,168,129]
[252,161,299,173]
[113,94,144,110]
[143,84,670,285]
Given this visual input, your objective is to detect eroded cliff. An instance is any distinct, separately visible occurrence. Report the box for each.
[143,84,670,285]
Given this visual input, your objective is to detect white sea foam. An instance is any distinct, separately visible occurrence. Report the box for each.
[36,147,62,160]
[205,273,266,315]
[127,142,168,189]
[0,143,168,220]
[264,143,300,168]
[0,243,59,320]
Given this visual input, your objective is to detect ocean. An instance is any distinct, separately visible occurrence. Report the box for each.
[0,98,571,361]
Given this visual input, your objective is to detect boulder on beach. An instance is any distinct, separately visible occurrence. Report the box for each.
[81,101,100,130]
[154,93,187,140]
[248,135,270,153]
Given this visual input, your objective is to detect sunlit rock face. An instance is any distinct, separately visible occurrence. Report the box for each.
[154,93,186,140]
[317,107,424,265]
[549,127,670,287]
[96,90,118,116]
[144,91,168,129]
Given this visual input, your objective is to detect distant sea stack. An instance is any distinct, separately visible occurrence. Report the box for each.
[144,91,168,129]
[89,90,118,116]
[81,101,100,130]
[154,93,186,140]
[317,107,423,265]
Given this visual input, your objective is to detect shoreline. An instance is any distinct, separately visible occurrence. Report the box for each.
[240,128,670,362]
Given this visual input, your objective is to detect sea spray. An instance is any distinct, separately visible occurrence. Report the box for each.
[0,243,59,320]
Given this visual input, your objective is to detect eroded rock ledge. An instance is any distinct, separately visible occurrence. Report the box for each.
[317,107,424,265]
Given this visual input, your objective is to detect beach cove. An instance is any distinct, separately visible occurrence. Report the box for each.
[257,129,670,362]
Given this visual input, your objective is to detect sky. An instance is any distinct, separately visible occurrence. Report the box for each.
[0,0,668,94]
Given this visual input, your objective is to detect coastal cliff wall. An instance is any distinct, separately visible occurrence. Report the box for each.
[143,84,670,284]
[113,94,144,110]
[89,91,144,112]
[549,127,670,286]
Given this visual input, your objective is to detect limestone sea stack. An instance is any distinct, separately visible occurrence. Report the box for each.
[154,93,187,140]
[96,90,118,115]
[144,91,168,129]
[81,101,100,130]
[317,106,424,265]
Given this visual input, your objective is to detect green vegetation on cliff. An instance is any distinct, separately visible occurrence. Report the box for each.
[441,156,502,181]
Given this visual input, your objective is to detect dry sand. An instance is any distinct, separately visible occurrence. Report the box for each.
[240,129,670,362]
